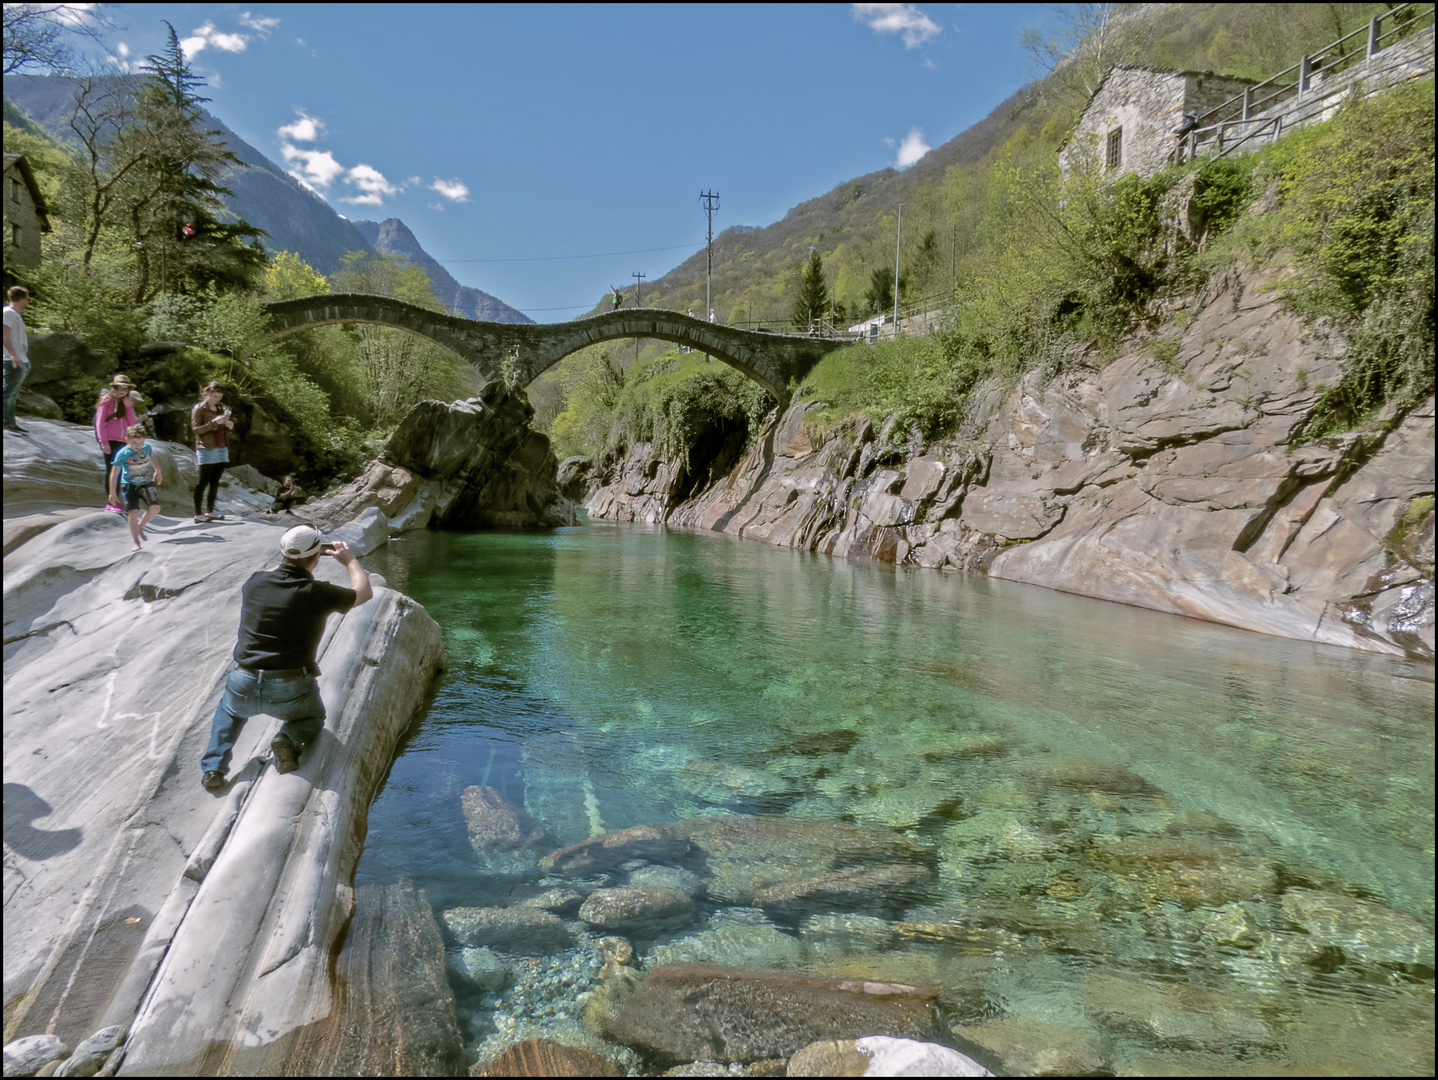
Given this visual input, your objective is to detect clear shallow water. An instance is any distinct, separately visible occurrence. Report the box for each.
[358,522,1435,1075]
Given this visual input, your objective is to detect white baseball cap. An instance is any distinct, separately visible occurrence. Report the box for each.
[279,523,326,560]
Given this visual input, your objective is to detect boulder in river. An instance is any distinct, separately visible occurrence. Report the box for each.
[789,1036,995,1077]
[601,962,943,1064]
[578,887,695,934]
[541,824,692,875]
[301,383,574,533]
[462,784,551,854]
[472,1036,623,1077]
[441,905,575,952]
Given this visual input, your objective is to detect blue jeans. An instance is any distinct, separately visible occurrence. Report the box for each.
[201,666,327,775]
[2,361,30,427]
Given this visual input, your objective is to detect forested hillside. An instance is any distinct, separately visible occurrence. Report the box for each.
[537,2,1433,463]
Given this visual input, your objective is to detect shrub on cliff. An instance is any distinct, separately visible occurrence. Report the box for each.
[1251,77,1435,433]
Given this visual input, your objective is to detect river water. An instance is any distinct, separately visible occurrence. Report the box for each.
[358,521,1435,1075]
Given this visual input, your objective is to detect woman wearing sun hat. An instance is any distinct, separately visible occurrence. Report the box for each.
[94,374,150,511]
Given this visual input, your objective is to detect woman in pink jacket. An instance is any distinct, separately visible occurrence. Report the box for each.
[94,374,149,511]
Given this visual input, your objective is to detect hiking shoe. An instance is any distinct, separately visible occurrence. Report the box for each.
[271,732,301,774]
[194,514,210,523]
[105,502,125,514]
[208,513,226,520]
[202,770,225,793]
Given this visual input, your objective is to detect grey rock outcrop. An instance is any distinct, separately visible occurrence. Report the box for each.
[580,269,1434,658]
[3,426,446,1071]
[300,383,574,534]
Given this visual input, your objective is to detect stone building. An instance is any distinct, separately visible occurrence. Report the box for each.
[3,153,51,290]
[1058,66,1258,180]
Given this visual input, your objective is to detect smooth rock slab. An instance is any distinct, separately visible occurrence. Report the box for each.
[601,962,942,1063]
[2,1035,68,1078]
[789,1036,994,1077]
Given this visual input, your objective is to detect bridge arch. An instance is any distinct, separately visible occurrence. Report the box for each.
[262,294,853,405]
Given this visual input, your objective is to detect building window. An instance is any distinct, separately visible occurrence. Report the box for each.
[1106,127,1123,169]
[11,222,19,247]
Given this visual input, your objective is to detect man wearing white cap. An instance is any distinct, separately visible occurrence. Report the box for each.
[200,524,372,792]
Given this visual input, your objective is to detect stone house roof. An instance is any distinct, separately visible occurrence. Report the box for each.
[3,153,52,231]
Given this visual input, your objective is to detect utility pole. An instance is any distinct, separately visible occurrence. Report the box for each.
[700,190,719,323]
[632,271,647,364]
[893,203,903,339]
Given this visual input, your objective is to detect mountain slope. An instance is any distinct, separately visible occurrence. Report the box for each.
[3,75,529,322]
[352,218,530,324]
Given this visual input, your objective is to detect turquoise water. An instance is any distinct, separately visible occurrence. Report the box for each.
[358,522,1435,1074]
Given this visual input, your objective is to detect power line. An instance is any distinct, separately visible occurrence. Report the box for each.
[440,240,706,264]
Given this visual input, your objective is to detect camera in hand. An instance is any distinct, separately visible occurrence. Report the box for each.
[321,543,338,555]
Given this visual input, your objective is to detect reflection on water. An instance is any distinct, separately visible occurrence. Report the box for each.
[360,522,1436,1075]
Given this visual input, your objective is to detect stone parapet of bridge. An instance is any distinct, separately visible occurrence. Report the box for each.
[262,294,853,404]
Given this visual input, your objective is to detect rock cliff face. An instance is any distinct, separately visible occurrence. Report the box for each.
[581,271,1435,658]
[301,382,575,535]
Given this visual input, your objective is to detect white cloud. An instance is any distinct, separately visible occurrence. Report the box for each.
[282,145,345,189]
[278,109,324,142]
[116,41,129,57]
[238,11,281,34]
[342,163,400,205]
[181,21,250,58]
[923,57,936,70]
[430,177,470,202]
[895,127,931,168]
[852,4,940,49]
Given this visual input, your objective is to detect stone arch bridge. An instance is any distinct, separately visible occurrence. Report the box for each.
[262,294,855,405]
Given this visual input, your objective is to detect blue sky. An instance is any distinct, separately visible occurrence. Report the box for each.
[80,4,1052,320]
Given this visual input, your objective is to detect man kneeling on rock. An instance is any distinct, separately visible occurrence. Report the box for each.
[201,524,372,793]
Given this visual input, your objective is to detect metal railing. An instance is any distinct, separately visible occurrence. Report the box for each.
[1179,3,1434,162]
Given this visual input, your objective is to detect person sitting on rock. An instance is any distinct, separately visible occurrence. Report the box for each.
[200,524,372,793]
[109,423,163,551]
[269,474,307,513]
[95,374,150,512]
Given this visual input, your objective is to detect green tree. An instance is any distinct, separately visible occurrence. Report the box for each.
[791,249,828,330]
[125,23,266,300]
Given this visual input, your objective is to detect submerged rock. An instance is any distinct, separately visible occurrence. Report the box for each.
[646,909,808,972]
[471,1036,622,1077]
[462,785,551,855]
[754,864,931,919]
[441,905,574,952]
[541,824,691,875]
[1279,889,1435,972]
[673,814,923,905]
[953,1018,1108,1077]
[601,962,943,1064]
[579,887,695,934]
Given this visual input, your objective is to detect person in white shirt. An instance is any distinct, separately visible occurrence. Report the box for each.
[3,285,32,434]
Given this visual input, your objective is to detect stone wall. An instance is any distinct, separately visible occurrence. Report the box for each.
[1060,67,1188,179]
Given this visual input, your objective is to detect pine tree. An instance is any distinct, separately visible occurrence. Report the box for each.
[121,22,266,300]
[791,249,828,331]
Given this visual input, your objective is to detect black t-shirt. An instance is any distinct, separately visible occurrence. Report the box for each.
[232,564,358,671]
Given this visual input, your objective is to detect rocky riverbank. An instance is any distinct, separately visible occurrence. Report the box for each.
[1,386,573,1075]
[576,269,1435,659]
